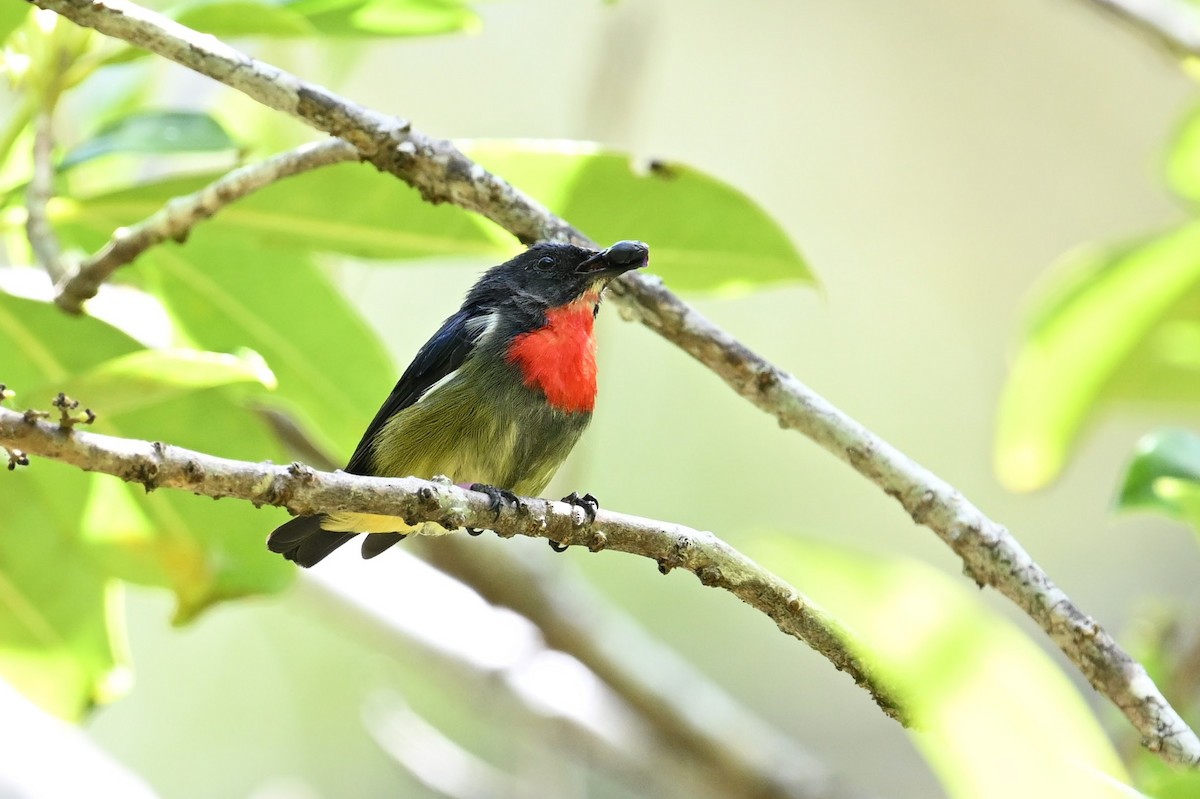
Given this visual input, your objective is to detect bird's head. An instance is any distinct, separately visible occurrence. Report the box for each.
[468,240,650,317]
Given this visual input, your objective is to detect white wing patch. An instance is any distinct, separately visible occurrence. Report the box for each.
[414,311,498,405]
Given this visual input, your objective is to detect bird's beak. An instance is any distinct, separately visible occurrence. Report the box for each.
[577,240,650,277]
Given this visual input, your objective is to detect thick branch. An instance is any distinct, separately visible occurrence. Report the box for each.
[54,139,360,313]
[25,0,1200,765]
[278,417,849,799]
[1076,0,1200,56]
[0,404,906,723]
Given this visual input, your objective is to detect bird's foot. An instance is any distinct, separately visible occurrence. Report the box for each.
[562,491,600,522]
[550,492,600,551]
[469,483,520,519]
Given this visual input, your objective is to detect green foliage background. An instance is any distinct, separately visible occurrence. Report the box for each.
[2,1,1200,798]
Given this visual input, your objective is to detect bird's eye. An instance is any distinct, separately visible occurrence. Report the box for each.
[536,256,555,271]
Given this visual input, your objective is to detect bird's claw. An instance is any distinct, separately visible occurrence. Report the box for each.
[561,491,600,523]
[466,528,485,536]
[549,492,600,552]
[469,483,520,519]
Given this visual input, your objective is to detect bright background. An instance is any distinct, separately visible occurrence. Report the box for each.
[5,1,1200,798]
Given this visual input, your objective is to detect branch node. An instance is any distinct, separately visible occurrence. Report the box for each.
[697,565,722,586]
[287,461,315,483]
[22,409,50,424]
[52,393,95,428]
[787,595,803,613]
[6,448,29,470]
[587,530,608,552]
[183,459,205,481]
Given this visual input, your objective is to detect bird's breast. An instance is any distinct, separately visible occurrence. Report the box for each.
[505,299,598,414]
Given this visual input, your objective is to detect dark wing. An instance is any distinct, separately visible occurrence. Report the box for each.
[344,305,486,475]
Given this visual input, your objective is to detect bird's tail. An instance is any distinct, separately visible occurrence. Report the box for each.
[267,515,355,568]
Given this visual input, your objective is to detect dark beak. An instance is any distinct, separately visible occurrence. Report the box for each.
[578,240,650,276]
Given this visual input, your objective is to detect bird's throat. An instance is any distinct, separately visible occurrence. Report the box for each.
[506,295,599,413]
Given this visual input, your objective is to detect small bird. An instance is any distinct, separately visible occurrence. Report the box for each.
[268,239,649,567]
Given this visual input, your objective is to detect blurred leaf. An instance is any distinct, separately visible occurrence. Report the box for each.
[1167,104,1200,203]
[468,141,815,293]
[59,163,507,260]
[0,292,292,713]
[754,536,1133,799]
[89,389,295,624]
[0,3,29,45]
[133,230,395,457]
[0,463,127,721]
[286,0,480,37]
[172,0,317,37]
[175,0,479,38]
[58,142,812,294]
[60,111,239,170]
[1117,428,1200,534]
[0,292,139,719]
[995,224,1200,491]
[60,348,277,415]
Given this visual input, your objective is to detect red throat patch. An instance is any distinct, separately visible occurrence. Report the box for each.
[506,295,599,413]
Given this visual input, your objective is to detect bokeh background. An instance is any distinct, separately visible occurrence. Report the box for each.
[6,1,1200,797]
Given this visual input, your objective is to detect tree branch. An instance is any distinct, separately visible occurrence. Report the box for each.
[54,138,360,313]
[275,413,850,799]
[0,401,906,723]
[24,0,1200,765]
[1075,0,1200,56]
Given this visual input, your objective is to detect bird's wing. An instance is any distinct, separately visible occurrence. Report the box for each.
[345,306,490,475]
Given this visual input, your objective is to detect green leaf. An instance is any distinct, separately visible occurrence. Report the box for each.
[174,0,479,38]
[0,292,140,719]
[0,462,128,720]
[59,348,277,415]
[753,536,1132,799]
[1116,428,1200,534]
[995,224,1200,491]
[468,141,815,293]
[286,0,480,37]
[0,3,29,45]
[1166,104,1200,203]
[60,111,239,170]
[131,229,396,458]
[172,0,318,37]
[59,163,508,260]
[90,388,295,624]
[0,292,293,714]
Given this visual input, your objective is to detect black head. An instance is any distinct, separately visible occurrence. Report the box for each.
[466,240,649,313]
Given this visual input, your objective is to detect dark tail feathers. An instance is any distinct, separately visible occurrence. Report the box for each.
[267,516,354,568]
[267,516,407,568]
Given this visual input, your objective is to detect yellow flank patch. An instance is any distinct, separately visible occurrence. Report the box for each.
[321,512,452,536]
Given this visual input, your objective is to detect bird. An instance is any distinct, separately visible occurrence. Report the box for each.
[267,239,650,567]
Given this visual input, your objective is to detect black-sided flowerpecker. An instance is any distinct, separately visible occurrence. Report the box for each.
[267,240,650,566]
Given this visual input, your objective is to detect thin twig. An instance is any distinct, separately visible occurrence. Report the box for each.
[0,404,907,723]
[54,138,360,313]
[25,0,1200,765]
[26,111,71,284]
[1076,0,1200,56]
